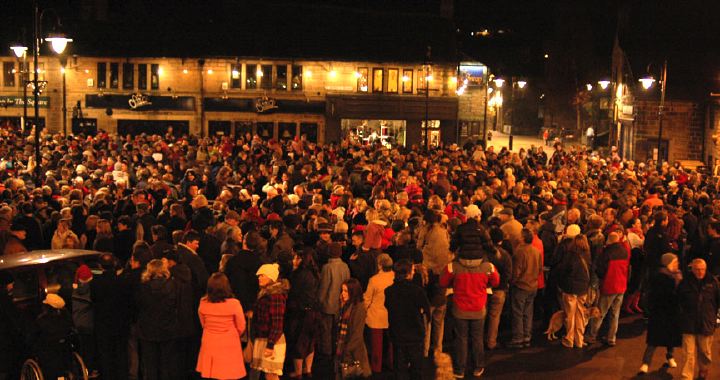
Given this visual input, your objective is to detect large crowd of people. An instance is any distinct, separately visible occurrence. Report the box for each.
[1,126,719,380]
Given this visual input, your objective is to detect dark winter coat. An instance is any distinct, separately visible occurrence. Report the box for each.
[450,218,486,259]
[177,244,210,301]
[556,250,591,296]
[338,303,372,377]
[643,224,671,270]
[224,250,261,311]
[91,270,132,338]
[385,279,431,344]
[646,269,682,347]
[136,277,181,342]
[199,232,223,274]
[677,273,720,336]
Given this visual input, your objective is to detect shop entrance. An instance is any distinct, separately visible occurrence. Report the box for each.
[341,119,406,147]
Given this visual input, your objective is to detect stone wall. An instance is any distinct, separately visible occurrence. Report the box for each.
[632,100,704,163]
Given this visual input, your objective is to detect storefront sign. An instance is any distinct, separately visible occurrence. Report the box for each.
[0,96,50,108]
[254,96,278,113]
[86,94,195,111]
[128,93,152,109]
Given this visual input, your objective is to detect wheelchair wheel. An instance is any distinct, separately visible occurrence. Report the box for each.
[67,352,89,380]
[20,358,43,380]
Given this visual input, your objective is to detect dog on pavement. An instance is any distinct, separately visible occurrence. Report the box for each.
[545,306,601,341]
[434,351,456,380]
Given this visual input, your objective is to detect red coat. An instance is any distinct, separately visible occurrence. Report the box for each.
[196,298,247,379]
[440,258,500,318]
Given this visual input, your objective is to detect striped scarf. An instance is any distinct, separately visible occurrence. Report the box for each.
[335,302,353,359]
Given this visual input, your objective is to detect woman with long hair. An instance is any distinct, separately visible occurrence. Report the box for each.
[285,248,321,379]
[196,272,247,380]
[335,278,371,379]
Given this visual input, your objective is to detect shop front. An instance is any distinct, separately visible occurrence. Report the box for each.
[326,94,458,147]
[84,93,196,135]
[204,96,325,142]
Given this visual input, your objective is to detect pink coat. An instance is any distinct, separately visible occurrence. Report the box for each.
[196,298,247,379]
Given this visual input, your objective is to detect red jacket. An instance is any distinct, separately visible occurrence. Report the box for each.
[597,242,630,295]
[531,235,545,289]
[440,258,499,318]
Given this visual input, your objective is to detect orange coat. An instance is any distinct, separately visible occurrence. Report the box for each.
[196,298,247,379]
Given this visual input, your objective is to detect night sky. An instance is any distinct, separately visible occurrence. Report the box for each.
[1,0,718,97]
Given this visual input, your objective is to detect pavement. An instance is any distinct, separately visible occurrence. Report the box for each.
[360,314,720,380]
[434,314,720,380]
[484,132,556,156]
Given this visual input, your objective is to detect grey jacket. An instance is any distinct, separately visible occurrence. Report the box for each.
[318,258,350,315]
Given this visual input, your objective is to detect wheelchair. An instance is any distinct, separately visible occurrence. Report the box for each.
[20,351,89,380]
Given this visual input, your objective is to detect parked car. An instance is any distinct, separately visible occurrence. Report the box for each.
[1,249,103,380]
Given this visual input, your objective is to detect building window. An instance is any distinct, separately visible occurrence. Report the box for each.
[150,64,159,90]
[357,67,368,92]
[109,63,119,88]
[387,69,399,93]
[97,63,106,88]
[3,62,15,87]
[257,122,273,140]
[402,69,413,93]
[275,65,287,91]
[246,64,257,89]
[279,122,296,140]
[235,121,253,138]
[291,65,303,91]
[231,64,241,89]
[122,63,134,90]
[260,65,272,90]
[138,64,147,90]
[372,68,383,92]
[300,122,318,142]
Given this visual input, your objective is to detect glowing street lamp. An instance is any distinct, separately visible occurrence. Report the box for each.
[517,80,527,89]
[586,83,593,91]
[493,78,505,88]
[45,34,72,54]
[639,76,656,90]
[598,80,610,90]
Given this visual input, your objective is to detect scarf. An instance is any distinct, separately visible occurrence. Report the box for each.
[628,227,644,240]
[335,302,353,359]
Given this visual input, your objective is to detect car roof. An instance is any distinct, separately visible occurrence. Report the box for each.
[0,249,104,271]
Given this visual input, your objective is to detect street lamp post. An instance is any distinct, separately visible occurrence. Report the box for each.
[423,46,432,149]
[25,0,71,185]
[640,59,667,171]
[10,46,28,133]
[60,57,67,136]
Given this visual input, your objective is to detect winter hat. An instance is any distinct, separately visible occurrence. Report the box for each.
[75,264,93,283]
[661,253,678,268]
[43,293,66,309]
[565,224,581,238]
[256,263,280,282]
[317,222,333,233]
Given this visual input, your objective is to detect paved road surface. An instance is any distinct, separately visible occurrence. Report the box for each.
[426,314,720,380]
[361,314,720,379]
[484,132,556,157]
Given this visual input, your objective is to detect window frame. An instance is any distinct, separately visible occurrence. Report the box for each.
[291,65,303,91]
[109,62,119,89]
[138,64,148,90]
[402,69,413,93]
[387,68,399,93]
[357,67,368,92]
[97,62,107,88]
[122,63,134,90]
[372,68,384,93]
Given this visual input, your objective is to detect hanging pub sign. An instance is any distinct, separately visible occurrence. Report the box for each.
[255,96,278,113]
[129,93,152,109]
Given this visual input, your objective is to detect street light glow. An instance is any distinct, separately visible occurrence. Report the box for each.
[45,36,72,54]
[493,78,505,87]
[598,80,610,90]
[639,76,656,90]
[517,80,527,89]
[231,69,240,79]
[586,83,593,91]
[10,45,27,58]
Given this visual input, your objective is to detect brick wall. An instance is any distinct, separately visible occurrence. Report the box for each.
[632,99,704,162]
